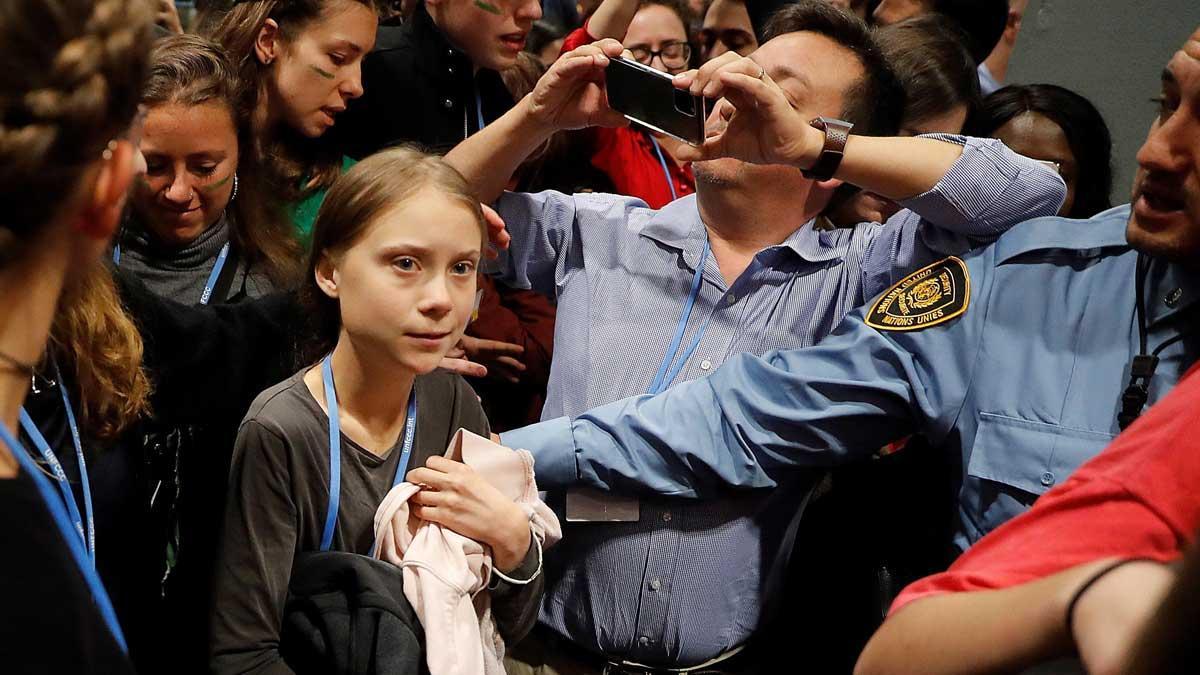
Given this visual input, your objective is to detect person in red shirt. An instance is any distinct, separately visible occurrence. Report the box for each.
[559,0,696,208]
[855,361,1200,675]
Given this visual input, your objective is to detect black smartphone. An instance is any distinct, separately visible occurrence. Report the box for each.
[605,56,708,146]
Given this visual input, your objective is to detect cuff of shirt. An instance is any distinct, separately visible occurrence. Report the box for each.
[501,416,579,489]
[898,135,1028,235]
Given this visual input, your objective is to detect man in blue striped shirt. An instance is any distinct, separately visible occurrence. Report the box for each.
[445,3,1064,671]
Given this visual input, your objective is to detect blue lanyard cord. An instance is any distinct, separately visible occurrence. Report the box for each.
[648,239,711,395]
[474,81,486,134]
[199,242,230,305]
[319,355,418,551]
[18,361,94,563]
[649,135,679,202]
[0,421,127,651]
[59,363,94,560]
[113,241,230,305]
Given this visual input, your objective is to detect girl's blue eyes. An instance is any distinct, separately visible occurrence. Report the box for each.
[392,259,476,274]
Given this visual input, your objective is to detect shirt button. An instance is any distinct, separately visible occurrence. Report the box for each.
[700,359,712,371]
[726,294,737,306]
[447,64,456,75]
[661,511,672,523]
[1040,471,1055,487]
[1166,288,1183,308]
[442,98,454,109]
[649,578,661,591]
[638,636,651,647]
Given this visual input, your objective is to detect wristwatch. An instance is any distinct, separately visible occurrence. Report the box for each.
[800,117,854,182]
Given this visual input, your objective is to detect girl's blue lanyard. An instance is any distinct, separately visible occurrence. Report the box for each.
[648,238,712,395]
[112,241,230,306]
[319,355,417,551]
[18,360,95,563]
[0,420,127,651]
[649,135,679,202]
[473,80,486,135]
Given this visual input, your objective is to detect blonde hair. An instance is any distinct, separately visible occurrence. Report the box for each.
[0,0,153,251]
[51,265,152,439]
[0,0,154,438]
[300,147,485,362]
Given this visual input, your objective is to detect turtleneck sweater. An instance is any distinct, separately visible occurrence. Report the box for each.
[116,214,274,303]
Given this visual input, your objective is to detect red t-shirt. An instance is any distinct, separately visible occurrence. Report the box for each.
[890,361,1200,615]
[561,26,696,210]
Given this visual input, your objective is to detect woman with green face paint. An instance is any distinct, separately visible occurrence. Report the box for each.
[117,34,302,304]
[202,0,379,239]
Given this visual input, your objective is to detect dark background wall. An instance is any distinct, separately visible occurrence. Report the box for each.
[1006,1,1199,205]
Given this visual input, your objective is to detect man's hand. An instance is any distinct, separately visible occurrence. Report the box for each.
[407,456,533,572]
[461,336,526,383]
[439,346,487,378]
[524,39,629,132]
[481,204,510,259]
[1070,560,1176,675]
[670,53,823,168]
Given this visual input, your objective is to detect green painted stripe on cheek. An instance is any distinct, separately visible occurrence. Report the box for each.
[309,64,336,80]
[200,173,233,192]
[474,0,502,14]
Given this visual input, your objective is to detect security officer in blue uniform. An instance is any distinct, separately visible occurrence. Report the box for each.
[498,28,1200,551]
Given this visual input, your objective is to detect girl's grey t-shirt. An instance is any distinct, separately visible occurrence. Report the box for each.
[211,368,542,673]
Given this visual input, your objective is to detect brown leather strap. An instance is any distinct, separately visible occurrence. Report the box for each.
[801,117,853,182]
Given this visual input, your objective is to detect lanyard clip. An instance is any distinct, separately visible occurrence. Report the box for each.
[1118,355,1161,430]
[1130,354,1160,379]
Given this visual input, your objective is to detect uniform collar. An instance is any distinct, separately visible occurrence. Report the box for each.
[1144,255,1200,328]
[638,194,826,268]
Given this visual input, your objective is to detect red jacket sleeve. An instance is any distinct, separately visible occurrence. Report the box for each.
[560,23,599,55]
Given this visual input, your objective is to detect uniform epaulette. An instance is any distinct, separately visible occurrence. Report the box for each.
[993,204,1132,264]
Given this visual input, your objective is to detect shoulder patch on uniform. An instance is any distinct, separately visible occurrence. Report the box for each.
[866,257,970,332]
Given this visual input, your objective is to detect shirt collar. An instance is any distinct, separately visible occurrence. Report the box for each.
[638,194,836,265]
[1145,255,1200,328]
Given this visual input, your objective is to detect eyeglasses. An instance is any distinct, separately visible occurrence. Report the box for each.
[698,28,755,55]
[628,41,692,71]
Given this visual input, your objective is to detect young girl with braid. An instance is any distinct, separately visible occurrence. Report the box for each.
[0,0,152,671]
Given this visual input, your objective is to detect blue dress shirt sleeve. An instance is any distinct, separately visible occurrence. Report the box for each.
[506,255,997,496]
[487,190,583,298]
[857,135,1067,299]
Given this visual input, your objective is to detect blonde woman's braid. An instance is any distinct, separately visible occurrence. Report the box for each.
[0,0,153,238]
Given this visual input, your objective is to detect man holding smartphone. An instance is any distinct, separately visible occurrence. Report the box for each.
[445,2,1065,672]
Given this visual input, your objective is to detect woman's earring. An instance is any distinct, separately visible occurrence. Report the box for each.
[230,173,239,203]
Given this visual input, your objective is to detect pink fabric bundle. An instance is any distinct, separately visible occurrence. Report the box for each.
[373,430,561,675]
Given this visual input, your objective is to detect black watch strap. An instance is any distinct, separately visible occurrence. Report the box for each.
[801,117,853,182]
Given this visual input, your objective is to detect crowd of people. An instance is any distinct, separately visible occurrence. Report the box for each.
[0,0,1196,673]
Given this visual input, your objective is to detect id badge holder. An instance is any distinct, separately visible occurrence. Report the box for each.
[565,487,640,522]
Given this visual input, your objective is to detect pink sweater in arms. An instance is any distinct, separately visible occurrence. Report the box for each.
[374,430,562,675]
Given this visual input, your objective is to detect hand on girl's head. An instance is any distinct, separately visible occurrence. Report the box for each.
[482,204,510,257]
